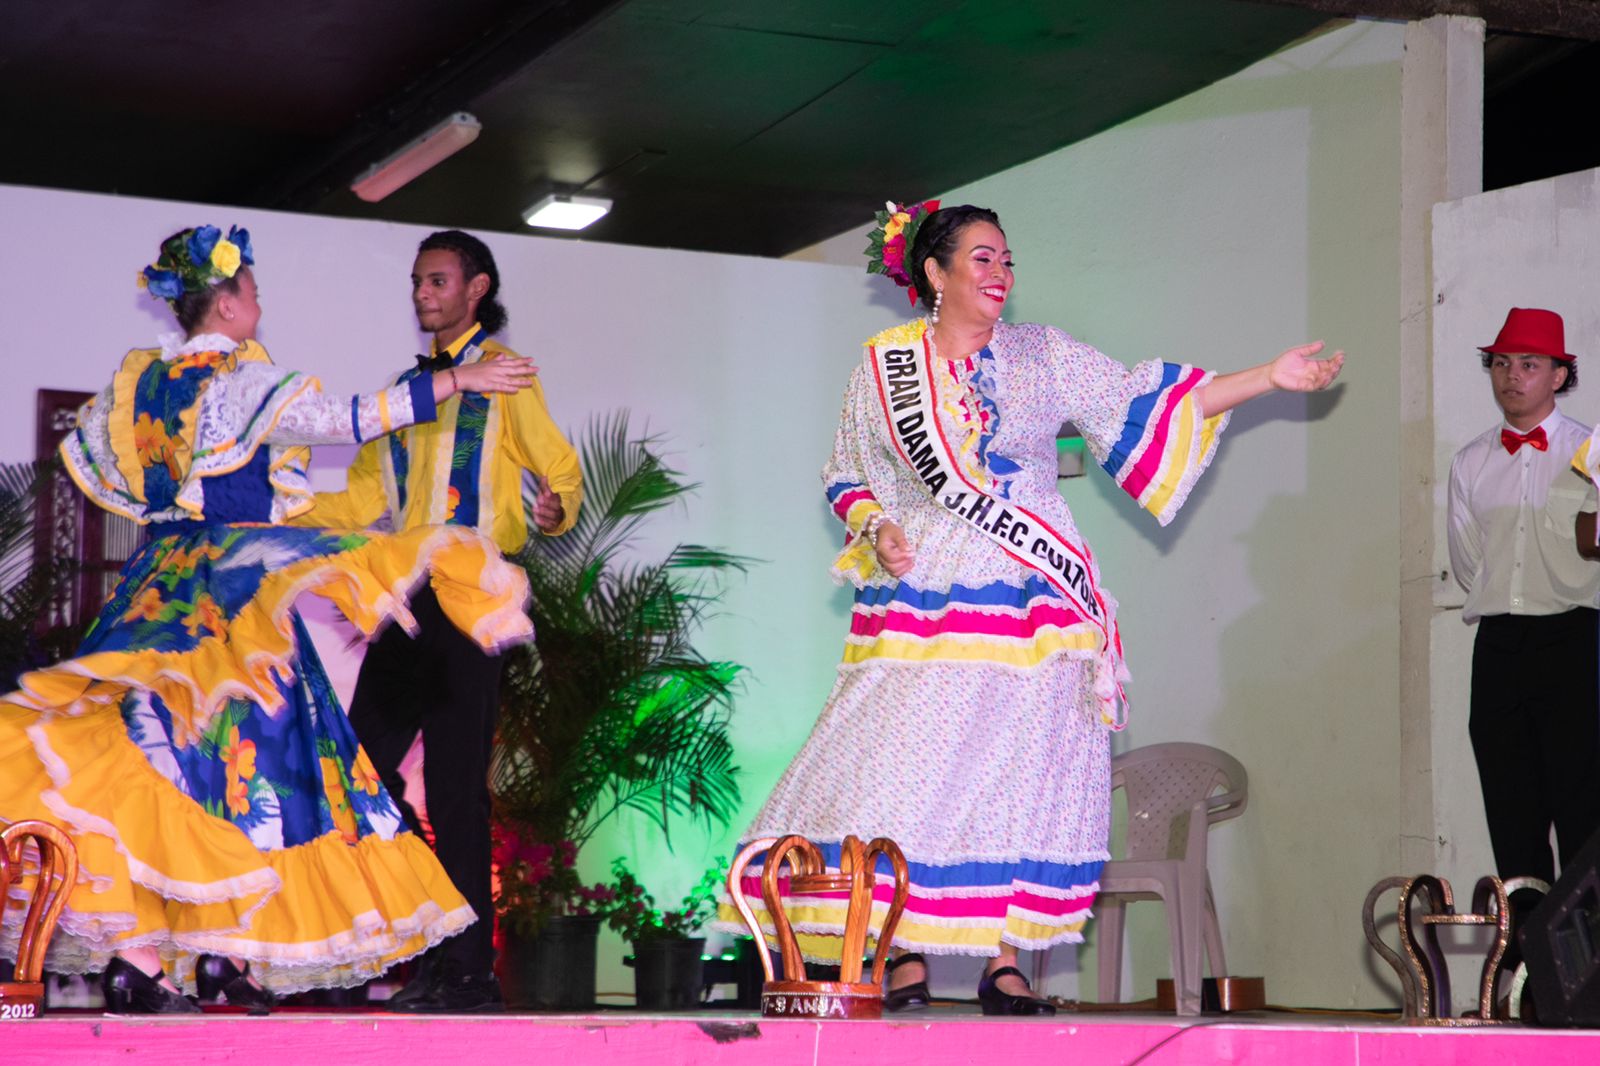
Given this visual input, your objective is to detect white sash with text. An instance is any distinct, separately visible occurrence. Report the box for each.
[867,333,1128,724]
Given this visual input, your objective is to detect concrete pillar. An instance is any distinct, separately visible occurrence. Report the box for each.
[1398,15,1482,873]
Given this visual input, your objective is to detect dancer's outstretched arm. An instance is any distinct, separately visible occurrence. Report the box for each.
[1195,342,1345,417]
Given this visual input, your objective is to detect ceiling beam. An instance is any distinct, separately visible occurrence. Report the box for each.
[1245,0,1600,39]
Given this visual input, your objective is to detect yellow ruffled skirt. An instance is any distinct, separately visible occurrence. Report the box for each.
[0,522,531,993]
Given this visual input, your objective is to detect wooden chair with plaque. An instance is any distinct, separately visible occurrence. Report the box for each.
[0,820,78,1022]
[727,833,910,1019]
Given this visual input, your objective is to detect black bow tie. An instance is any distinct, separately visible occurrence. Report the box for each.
[415,352,454,372]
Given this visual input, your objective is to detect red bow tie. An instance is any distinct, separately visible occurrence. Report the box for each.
[1501,425,1549,454]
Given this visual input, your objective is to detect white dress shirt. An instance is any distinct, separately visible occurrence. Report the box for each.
[1448,408,1600,623]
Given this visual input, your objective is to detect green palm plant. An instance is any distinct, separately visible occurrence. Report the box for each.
[491,413,747,934]
[0,460,75,691]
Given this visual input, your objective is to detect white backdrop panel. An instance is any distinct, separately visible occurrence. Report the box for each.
[1430,167,1600,883]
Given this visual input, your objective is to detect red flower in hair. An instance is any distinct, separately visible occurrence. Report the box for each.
[866,199,942,305]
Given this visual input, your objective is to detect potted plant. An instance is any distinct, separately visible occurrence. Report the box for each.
[0,459,80,992]
[491,413,746,1009]
[0,460,76,691]
[607,857,724,1010]
[490,829,617,1010]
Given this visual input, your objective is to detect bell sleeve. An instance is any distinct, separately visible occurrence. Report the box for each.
[1045,327,1229,527]
[184,363,437,524]
[822,363,896,586]
[59,375,147,522]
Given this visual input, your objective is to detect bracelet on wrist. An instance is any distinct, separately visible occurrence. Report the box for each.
[448,366,459,393]
[863,511,892,547]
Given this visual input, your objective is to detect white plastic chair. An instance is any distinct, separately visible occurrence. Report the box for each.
[1031,742,1247,1015]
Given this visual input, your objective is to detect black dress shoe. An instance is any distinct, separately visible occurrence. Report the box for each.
[195,955,276,1015]
[390,968,504,1014]
[883,952,932,1013]
[387,950,440,1009]
[976,966,1057,1016]
[102,956,202,1014]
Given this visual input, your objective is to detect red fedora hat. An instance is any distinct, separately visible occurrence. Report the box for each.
[1479,307,1576,361]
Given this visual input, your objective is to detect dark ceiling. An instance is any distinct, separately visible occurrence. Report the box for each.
[0,0,1329,255]
[2,1,1593,257]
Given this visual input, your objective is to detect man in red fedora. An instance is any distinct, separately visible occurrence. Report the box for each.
[1447,307,1600,927]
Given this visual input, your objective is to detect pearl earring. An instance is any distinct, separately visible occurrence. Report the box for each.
[931,288,943,326]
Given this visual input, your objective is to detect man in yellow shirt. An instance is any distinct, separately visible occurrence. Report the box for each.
[297,230,581,1011]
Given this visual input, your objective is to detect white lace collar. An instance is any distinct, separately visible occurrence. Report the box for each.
[158,331,241,361]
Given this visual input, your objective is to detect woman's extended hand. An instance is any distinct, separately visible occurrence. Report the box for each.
[1268,341,1344,392]
[875,521,916,578]
[450,356,540,396]
[1194,341,1346,416]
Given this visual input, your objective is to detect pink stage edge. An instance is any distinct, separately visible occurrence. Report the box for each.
[8,1012,1600,1066]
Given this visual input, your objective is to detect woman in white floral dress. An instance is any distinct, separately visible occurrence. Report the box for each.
[718,204,1343,1013]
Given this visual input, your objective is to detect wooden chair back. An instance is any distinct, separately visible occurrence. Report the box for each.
[0,820,79,1021]
[727,833,909,1019]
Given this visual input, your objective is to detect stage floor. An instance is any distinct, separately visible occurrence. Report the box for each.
[8,1005,1600,1066]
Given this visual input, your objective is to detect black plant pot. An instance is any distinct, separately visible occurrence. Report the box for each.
[501,915,602,1011]
[630,937,705,1010]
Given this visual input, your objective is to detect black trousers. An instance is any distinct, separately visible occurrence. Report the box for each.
[348,584,503,974]
[1469,608,1600,887]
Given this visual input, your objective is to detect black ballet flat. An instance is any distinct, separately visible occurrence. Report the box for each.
[196,955,276,1015]
[883,952,932,1013]
[976,966,1057,1016]
[102,956,202,1014]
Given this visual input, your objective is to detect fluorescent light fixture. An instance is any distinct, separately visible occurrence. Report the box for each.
[351,113,481,203]
[522,194,612,230]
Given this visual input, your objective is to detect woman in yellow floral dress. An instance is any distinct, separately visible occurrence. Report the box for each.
[0,226,539,1011]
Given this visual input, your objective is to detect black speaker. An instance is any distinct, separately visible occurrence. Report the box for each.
[1521,830,1600,1026]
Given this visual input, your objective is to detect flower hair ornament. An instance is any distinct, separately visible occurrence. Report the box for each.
[865,199,940,305]
[137,225,255,304]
